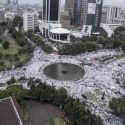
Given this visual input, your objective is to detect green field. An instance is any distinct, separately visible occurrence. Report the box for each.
[86,92,106,108]
[95,89,103,95]
[46,118,64,125]
[0,36,8,43]
[0,47,18,55]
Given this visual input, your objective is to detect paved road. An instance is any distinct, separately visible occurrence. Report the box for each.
[3,30,21,49]
[25,100,63,125]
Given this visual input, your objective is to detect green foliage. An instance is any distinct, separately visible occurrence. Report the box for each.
[0,85,27,102]
[27,78,103,125]
[26,30,53,53]
[6,76,16,85]
[43,44,53,53]
[12,16,23,27]
[0,61,5,66]
[2,41,9,49]
[109,98,125,119]
[58,42,98,55]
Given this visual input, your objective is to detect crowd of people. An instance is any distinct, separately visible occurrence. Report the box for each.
[0,46,125,125]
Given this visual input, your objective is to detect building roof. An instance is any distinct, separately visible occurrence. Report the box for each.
[0,97,26,125]
[49,28,70,34]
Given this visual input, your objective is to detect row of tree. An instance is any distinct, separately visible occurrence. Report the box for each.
[109,97,125,119]
[58,42,99,55]
[26,30,53,53]
[0,77,104,125]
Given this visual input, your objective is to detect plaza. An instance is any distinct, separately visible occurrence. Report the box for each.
[0,46,125,125]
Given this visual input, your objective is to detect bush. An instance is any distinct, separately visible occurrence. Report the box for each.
[3,41,9,49]
[0,61,5,66]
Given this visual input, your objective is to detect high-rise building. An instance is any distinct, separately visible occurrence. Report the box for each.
[39,0,70,43]
[102,5,121,23]
[13,0,18,5]
[82,0,104,36]
[42,0,61,37]
[23,10,38,32]
[65,0,84,28]
[7,0,11,5]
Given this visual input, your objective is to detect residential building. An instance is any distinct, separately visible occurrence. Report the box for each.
[102,5,121,23]
[23,10,38,32]
[0,97,26,125]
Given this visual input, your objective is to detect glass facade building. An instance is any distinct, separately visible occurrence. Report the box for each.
[43,0,59,21]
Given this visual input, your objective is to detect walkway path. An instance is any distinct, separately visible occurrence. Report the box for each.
[26,100,63,125]
[3,30,21,49]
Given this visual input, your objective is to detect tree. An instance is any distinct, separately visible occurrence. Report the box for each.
[109,97,125,119]
[3,85,28,102]
[3,41,9,49]
[43,44,53,53]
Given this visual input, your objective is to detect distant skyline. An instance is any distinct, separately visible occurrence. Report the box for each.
[18,0,125,9]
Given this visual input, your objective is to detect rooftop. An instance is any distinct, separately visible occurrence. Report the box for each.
[0,97,26,125]
[49,28,70,34]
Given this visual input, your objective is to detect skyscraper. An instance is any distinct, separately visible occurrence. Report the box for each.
[102,5,121,23]
[65,0,84,28]
[42,0,61,36]
[82,0,104,36]
[43,0,60,22]
[13,0,18,5]
[7,0,10,5]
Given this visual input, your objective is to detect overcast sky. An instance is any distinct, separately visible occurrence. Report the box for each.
[19,0,125,9]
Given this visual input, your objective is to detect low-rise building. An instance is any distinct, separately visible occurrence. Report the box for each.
[0,97,26,125]
[113,18,125,27]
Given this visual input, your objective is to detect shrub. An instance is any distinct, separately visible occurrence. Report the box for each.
[3,41,9,49]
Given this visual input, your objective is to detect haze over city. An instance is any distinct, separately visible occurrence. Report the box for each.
[18,0,125,9]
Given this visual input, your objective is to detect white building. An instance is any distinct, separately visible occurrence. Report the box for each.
[23,10,38,32]
[102,5,121,23]
[39,0,70,43]
[113,18,125,27]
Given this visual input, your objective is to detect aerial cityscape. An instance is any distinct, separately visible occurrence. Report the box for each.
[0,0,125,125]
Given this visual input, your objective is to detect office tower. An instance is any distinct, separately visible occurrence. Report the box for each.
[23,10,39,32]
[0,10,5,22]
[42,0,61,37]
[7,0,10,5]
[65,0,84,28]
[102,5,121,23]
[13,0,18,5]
[82,0,104,36]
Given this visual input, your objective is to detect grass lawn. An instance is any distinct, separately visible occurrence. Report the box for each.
[0,36,8,42]
[115,54,125,59]
[46,118,64,125]
[86,92,106,108]
[0,47,18,55]
[95,89,103,95]
[86,92,97,101]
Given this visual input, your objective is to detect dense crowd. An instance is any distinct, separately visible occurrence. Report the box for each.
[0,47,125,125]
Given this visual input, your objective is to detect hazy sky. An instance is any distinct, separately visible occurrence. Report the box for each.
[19,0,125,9]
